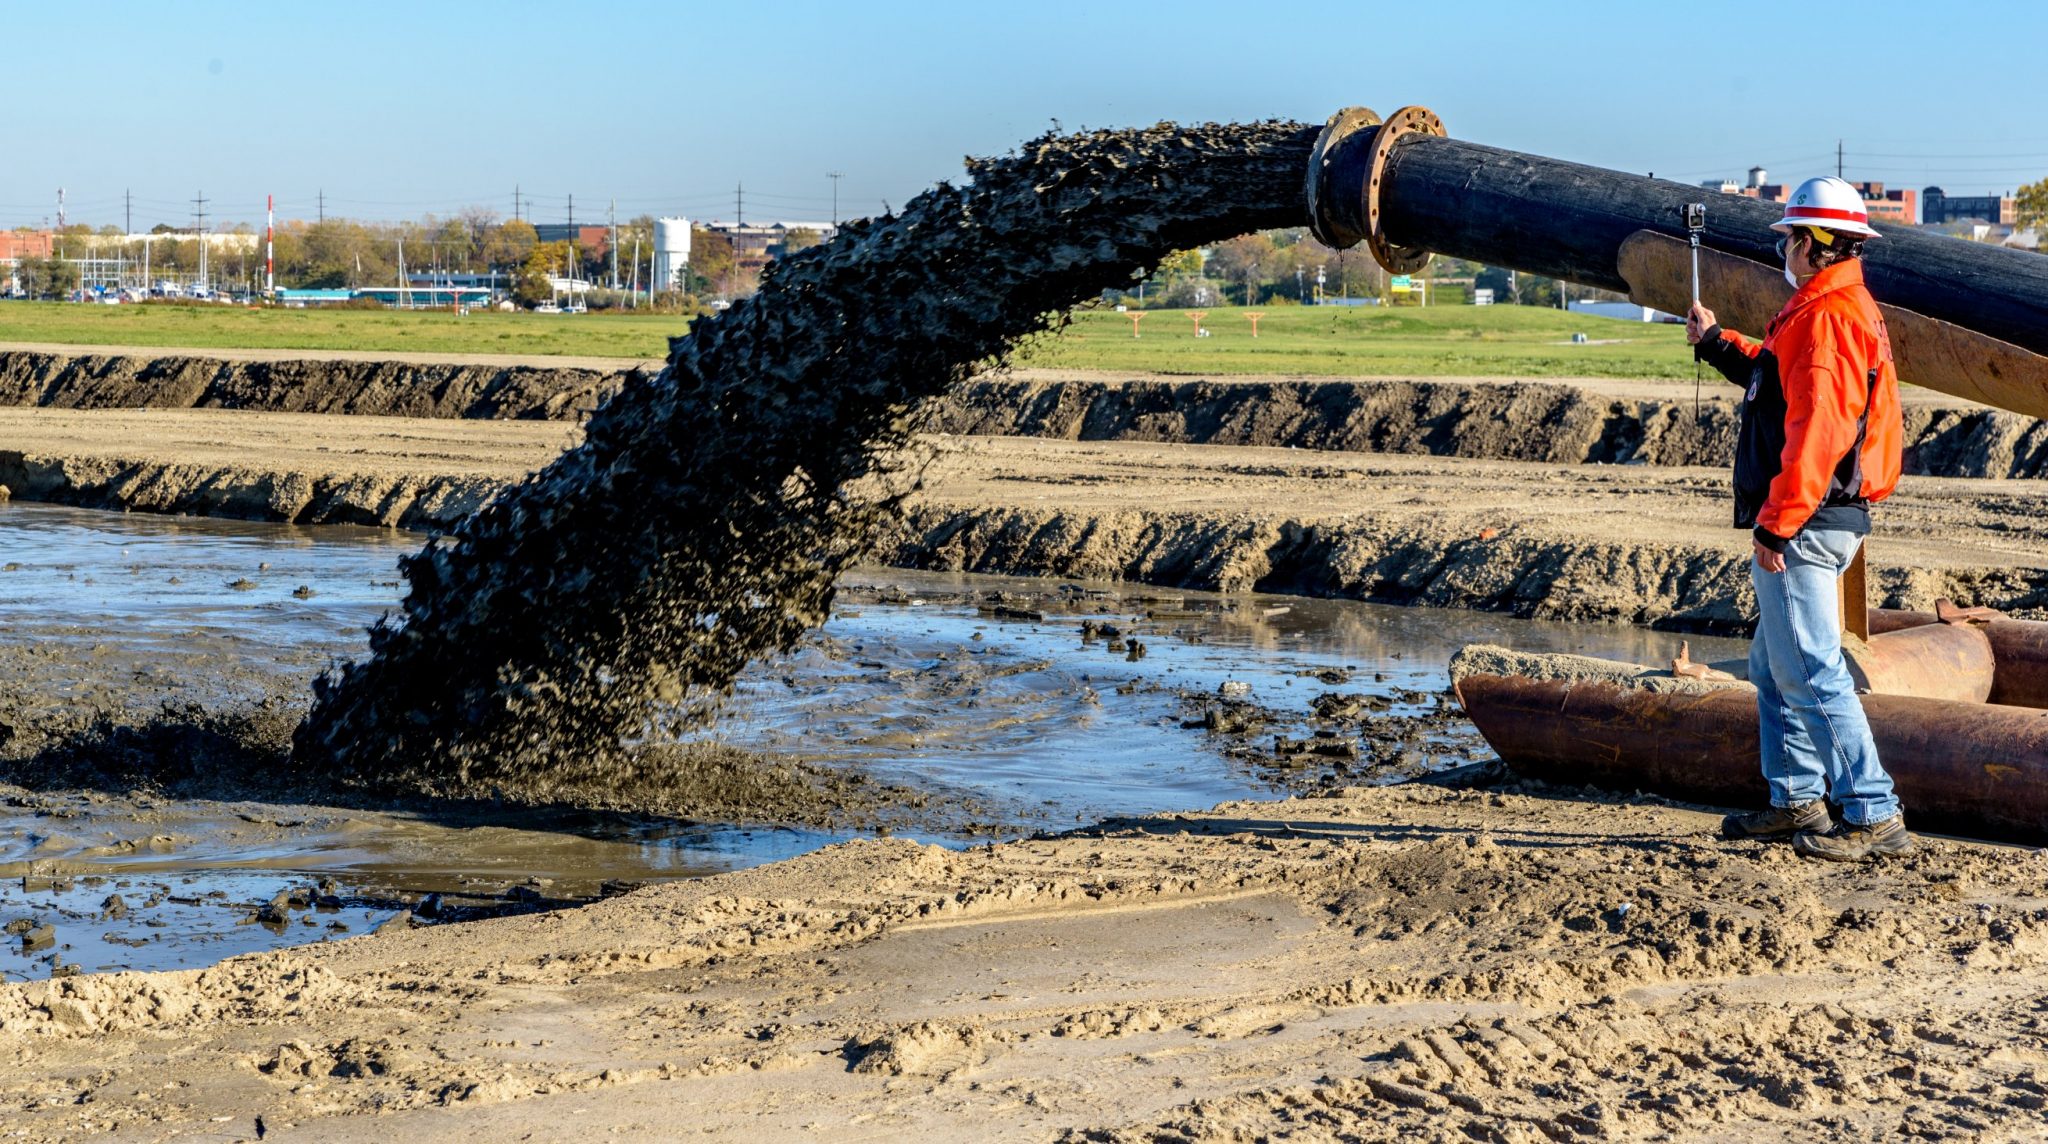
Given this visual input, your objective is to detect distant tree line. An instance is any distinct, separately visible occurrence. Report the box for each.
[5,212,773,308]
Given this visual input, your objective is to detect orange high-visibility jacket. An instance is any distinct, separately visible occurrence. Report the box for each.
[1695,259,1903,550]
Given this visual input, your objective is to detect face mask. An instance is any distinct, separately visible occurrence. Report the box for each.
[1783,237,1800,287]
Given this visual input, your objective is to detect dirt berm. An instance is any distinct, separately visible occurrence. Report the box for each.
[5,410,2046,634]
[941,369,2048,479]
[0,342,651,420]
[10,344,2048,479]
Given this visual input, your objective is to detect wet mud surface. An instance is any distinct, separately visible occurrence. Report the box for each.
[6,786,2046,1142]
[0,503,1755,978]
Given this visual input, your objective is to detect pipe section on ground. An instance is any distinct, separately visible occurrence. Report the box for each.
[1869,609,2048,710]
[1456,673,2048,846]
[1845,622,1995,705]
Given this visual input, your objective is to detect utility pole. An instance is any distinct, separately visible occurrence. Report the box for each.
[735,183,744,226]
[566,193,576,286]
[317,189,325,223]
[1837,139,1844,179]
[265,194,274,297]
[124,189,132,235]
[55,188,65,231]
[608,198,618,288]
[192,190,209,293]
[827,171,843,226]
[512,184,521,223]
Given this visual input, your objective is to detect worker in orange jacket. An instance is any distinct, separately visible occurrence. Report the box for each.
[1687,175,1910,861]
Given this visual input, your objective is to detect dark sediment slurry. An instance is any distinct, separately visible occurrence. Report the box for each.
[293,120,1323,792]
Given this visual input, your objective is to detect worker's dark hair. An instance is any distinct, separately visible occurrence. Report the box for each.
[1795,225,1866,269]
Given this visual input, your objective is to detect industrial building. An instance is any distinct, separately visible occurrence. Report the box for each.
[531,224,614,255]
[1851,182,1918,226]
[0,231,55,261]
[1699,166,1788,202]
[1922,187,2018,226]
[1704,168,1938,228]
[700,220,837,265]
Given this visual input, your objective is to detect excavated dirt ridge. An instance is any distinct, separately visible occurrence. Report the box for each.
[293,120,1325,793]
[0,343,640,421]
[11,346,2048,479]
[943,371,2048,479]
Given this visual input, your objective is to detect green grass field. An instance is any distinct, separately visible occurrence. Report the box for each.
[0,302,685,359]
[0,299,1695,377]
[1013,304,1696,379]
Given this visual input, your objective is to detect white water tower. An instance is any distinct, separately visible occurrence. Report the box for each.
[653,217,691,291]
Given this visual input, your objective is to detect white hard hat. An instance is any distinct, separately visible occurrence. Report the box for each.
[1772,176,1881,238]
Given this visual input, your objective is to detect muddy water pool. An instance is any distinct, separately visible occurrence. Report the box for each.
[0,503,1748,977]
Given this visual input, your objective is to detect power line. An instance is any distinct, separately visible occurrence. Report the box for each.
[191,190,209,291]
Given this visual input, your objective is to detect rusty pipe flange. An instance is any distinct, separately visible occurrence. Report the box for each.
[1361,105,1448,275]
[1304,106,1381,249]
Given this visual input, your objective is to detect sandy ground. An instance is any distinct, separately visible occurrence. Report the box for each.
[0,406,575,479]
[912,435,2048,573]
[5,404,2038,570]
[4,781,2046,1141]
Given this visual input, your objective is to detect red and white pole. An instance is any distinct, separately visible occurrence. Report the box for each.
[265,195,274,297]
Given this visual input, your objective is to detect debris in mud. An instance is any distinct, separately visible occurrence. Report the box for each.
[1273,732,1360,761]
[294,118,1322,794]
[1080,620,1124,644]
[20,922,55,952]
[1311,692,1392,722]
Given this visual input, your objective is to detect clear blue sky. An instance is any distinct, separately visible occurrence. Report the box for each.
[5,0,2044,231]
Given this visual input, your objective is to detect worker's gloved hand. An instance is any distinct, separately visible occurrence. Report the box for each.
[1686,302,1716,345]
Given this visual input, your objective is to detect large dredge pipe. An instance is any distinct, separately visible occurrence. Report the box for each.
[1305,107,2048,366]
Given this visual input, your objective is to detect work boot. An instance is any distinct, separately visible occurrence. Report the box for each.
[1720,799,1831,841]
[1794,814,1914,862]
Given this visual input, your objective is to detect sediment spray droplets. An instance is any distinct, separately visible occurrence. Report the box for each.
[295,120,1321,792]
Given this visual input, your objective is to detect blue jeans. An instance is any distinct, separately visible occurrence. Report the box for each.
[1749,528,1902,826]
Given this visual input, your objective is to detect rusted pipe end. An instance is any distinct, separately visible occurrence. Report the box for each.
[1304,105,1449,274]
[1305,107,1381,249]
[1847,622,1996,704]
